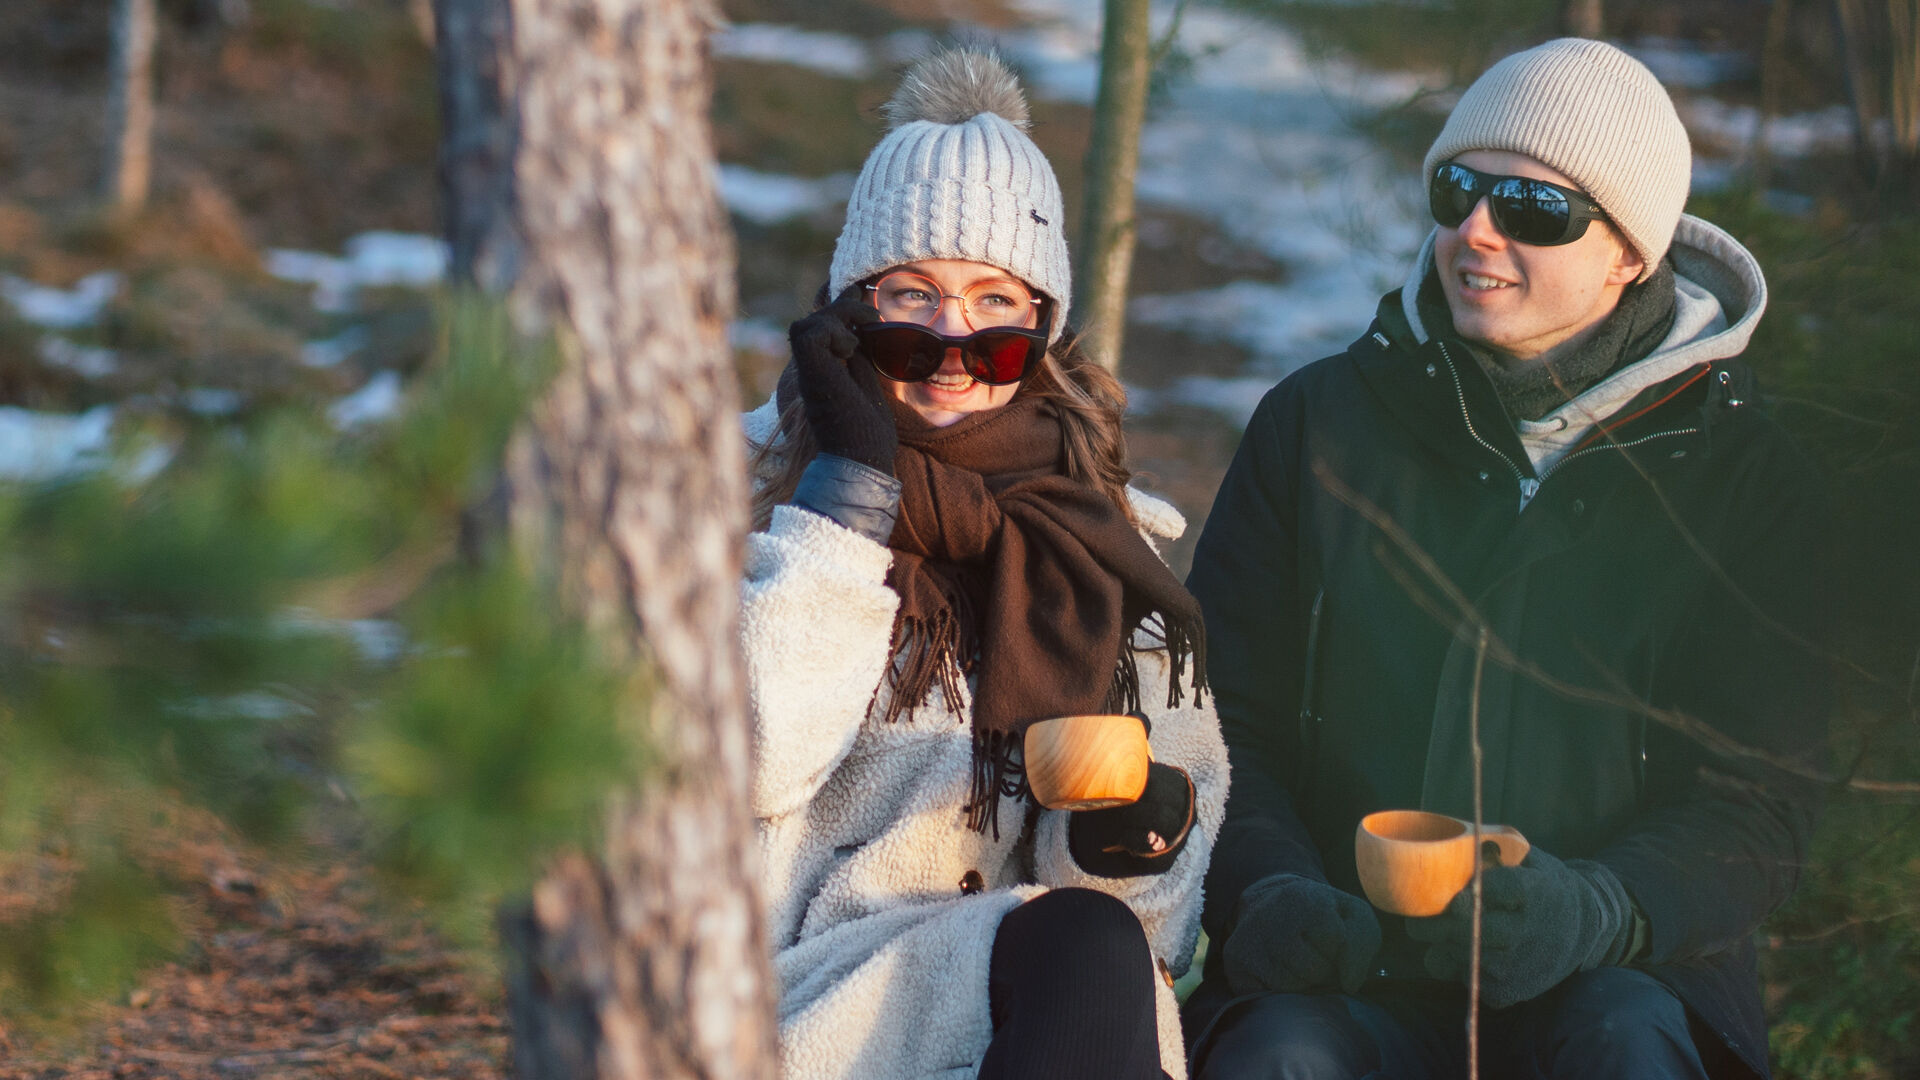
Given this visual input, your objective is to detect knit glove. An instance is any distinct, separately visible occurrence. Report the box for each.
[1405,848,1637,1010]
[1067,762,1196,878]
[788,294,896,474]
[1222,873,1382,996]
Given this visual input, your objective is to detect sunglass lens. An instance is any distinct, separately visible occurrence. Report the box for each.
[860,325,944,382]
[1490,178,1572,246]
[1429,164,1480,228]
[963,332,1037,385]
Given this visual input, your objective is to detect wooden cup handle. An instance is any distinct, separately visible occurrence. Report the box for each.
[1476,824,1531,868]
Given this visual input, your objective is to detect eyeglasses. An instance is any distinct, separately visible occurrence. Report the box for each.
[863,271,1040,330]
[856,322,1048,385]
[1429,161,1608,247]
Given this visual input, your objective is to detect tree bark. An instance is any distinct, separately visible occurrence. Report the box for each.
[435,0,778,1076]
[1077,0,1153,372]
[1754,0,1795,190]
[1561,0,1603,38]
[102,0,157,214]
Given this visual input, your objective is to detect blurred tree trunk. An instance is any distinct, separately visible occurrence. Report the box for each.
[1834,0,1920,192]
[1077,0,1152,372]
[102,0,157,214]
[435,0,778,1077]
[1890,0,1920,169]
[1562,0,1603,38]
[1754,0,1796,189]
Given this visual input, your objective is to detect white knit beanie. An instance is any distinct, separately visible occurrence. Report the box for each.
[1423,38,1691,282]
[829,49,1072,342]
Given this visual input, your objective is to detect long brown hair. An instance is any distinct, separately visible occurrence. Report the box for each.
[748,301,1132,532]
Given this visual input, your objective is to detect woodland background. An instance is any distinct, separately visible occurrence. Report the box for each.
[0,0,1915,1076]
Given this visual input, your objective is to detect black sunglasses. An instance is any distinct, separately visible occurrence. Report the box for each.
[1429,161,1608,247]
[856,321,1048,386]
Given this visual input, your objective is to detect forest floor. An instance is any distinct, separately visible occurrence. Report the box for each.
[0,798,510,1078]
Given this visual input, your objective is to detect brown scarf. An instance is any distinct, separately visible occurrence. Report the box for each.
[878,394,1207,834]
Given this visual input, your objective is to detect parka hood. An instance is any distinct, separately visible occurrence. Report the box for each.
[1396,214,1769,472]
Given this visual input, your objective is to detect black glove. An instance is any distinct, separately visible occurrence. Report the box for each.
[1067,762,1195,877]
[1405,848,1638,1010]
[1222,873,1381,996]
[788,294,896,474]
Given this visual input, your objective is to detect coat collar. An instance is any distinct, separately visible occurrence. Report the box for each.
[1354,291,1740,498]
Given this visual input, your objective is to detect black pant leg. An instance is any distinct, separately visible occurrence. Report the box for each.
[978,887,1167,1080]
[1486,967,1712,1080]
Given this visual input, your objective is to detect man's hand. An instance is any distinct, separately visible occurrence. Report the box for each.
[1221,873,1382,996]
[788,294,896,474]
[1405,848,1637,1010]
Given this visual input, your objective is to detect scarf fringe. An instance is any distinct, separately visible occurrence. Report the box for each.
[964,730,1027,839]
[875,609,969,727]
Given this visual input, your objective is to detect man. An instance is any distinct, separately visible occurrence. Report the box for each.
[1182,38,1830,1080]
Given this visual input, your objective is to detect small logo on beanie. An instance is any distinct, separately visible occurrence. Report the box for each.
[1030,209,1049,226]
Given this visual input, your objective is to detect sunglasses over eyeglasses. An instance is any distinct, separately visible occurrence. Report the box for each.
[1429,162,1609,247]
[856,271,1050,386]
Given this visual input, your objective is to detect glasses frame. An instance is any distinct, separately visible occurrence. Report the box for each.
[1429,161,1609,247]
[862,271,1044,333]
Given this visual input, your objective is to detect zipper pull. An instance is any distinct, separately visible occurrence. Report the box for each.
[1518,477,1542,509]
[1717,369,1744,407]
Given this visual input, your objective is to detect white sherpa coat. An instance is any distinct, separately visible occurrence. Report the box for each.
[742,397,1228,1080]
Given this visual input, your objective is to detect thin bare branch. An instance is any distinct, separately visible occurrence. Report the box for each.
[1149,0,1193,68]
[1768,395,1896,428]
[1466,625,1489,1080]
[1767,905,1920,945]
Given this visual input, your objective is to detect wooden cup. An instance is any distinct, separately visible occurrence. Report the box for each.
[1022,714,1153,810]
[1353,810,1531,917]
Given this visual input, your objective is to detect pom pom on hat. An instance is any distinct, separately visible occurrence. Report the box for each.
[831,48,1072,343]
[880,48,1031,131]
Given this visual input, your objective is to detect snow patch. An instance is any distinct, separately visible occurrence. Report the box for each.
[1684,100,1857,159]
[714,24,873,78]
[269,231,447,313]
[730,317,790,355]
[328,370,404,430]
[0,404,116,481]
[344,231,448,287]
[718,166,854,225]
[301,326,369,369]
[39,337,121,378]
[274,608,410,665]
[184,387,245,417]
[1,271,123,330]
[1627,39,1751,89]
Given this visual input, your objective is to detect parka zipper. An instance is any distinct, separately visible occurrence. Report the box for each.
[1537,426,1701,482]
[1435,342,1531,500]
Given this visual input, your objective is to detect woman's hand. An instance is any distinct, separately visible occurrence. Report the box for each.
[1066,762,1196,878]
[789,295,898,474]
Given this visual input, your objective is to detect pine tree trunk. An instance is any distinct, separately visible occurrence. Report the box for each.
[102,0,157,213]
[1562,0,1603,38]
[1077,0,1152,372]
[434,0,778,1076]
[1834,0,1887,178]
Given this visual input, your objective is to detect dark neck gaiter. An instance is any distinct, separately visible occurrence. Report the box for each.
[1419,260,1678,422]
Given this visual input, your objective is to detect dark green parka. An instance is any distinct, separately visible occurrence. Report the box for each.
[1186,217,1832,1078]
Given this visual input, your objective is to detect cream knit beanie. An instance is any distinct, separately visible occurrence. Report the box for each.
[829,49,1072,342]
[1423,38,1691,282]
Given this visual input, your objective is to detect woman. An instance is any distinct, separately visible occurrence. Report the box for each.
[743,49,1227,1079]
